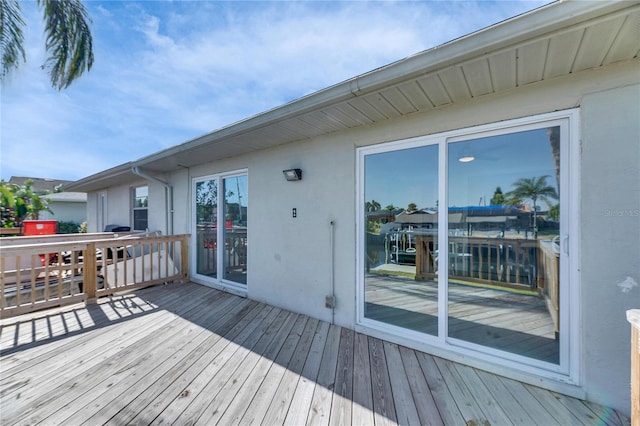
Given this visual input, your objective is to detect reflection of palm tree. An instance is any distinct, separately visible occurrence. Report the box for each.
[547,127,561,193]
[365,200,381,212]
[507,176,557,237]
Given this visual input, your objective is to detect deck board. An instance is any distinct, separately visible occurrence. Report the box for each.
[0,282,629,426]
[261,317,319,425]
[283,320,330,425]
[351,332,375,426]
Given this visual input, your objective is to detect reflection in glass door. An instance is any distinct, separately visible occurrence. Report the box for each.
[447,127,561,364]
[223,175,248,285]
[363,144,439,336]
[360,113,573,373]
[194,172,248,288]
[195,179,218,279]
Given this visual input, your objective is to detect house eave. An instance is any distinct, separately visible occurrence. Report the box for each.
[67,0,639,192]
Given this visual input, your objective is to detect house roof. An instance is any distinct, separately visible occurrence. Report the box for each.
[44,192,88,203]
[8,176,73,193]
[66,1,639,193]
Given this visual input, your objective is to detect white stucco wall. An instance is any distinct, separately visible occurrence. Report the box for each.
[86,58,638,415]
[579,83,640,414]
[40,201,86,224]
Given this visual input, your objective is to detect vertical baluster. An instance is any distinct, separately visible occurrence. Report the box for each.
[30,254,37,305]
[0,257,5,309]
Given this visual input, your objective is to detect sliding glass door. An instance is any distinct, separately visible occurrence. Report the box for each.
[446,126,562,364]
[363,143,440,336]
[359,110,576,377]
[193,171,248,290]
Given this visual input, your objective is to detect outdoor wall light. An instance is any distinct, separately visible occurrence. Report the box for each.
[283,168,302,181]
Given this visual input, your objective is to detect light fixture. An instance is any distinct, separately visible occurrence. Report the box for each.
[458,155,475,163]
[283,168,302,181]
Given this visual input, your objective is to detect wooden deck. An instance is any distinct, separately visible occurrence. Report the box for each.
[0,282,629,425]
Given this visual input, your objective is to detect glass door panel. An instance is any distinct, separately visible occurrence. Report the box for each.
[223,175,248,285]
[363,144,439,336]
[447,126,561,364]
[195,179,218,279]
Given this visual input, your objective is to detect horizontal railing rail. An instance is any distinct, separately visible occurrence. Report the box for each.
[0,233,189,318]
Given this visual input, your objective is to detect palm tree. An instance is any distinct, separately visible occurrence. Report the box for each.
[11,179,52,221]
[506,176,557,237]
[1,0,94,89]
[365,200,381,212]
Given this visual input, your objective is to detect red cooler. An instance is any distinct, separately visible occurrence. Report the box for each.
[22,220,58,236]
[22,220,58,265]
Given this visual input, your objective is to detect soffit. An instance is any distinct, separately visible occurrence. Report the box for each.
[67,2,639,192]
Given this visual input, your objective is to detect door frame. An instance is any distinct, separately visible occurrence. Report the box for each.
[191,169,248,296]
[356,108,581,387]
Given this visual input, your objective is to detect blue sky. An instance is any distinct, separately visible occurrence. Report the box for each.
[1,0,550,183]
[365,127,558,208]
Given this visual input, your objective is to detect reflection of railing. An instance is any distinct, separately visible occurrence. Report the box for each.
[415,235,548,291]
[539,241,560,333]
[196,228,247,276]
[1,233,189,319]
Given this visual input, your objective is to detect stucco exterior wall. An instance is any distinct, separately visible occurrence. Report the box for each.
[39,202,86,224]
[579,83,639,414]
[87,58,638,415]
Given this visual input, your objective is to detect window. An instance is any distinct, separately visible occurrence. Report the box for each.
[132,186,148,231]
[358,109,578,380]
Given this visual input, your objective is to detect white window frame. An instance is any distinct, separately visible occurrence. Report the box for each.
[356,109,580,387]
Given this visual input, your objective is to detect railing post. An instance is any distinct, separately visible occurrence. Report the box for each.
[628,309,640,426]
[83,242,97,302]
[181,235,189,282]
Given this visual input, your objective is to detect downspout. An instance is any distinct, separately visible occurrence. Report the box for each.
[131,166,174,235]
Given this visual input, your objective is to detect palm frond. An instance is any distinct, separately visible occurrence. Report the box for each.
[39,0,94,90]
[0,0,26,79]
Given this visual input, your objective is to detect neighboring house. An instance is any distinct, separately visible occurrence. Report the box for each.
[40,191,88,224]
[66,1,639,416]
[8,176,71,193]
[8,176,87,225]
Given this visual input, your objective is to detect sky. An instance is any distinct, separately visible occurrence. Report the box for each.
[1,0,551,183]
[365,127,558,209]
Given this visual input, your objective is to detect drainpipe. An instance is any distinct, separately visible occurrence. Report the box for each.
[131,166,174,235]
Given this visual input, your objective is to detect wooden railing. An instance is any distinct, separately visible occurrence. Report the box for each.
[628,309,640,426]
[0,233,189,318]
[0,227,21,236]
[196,227,247,276]
[414,234,555,291]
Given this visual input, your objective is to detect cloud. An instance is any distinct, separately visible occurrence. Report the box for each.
[0,1,550,181]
